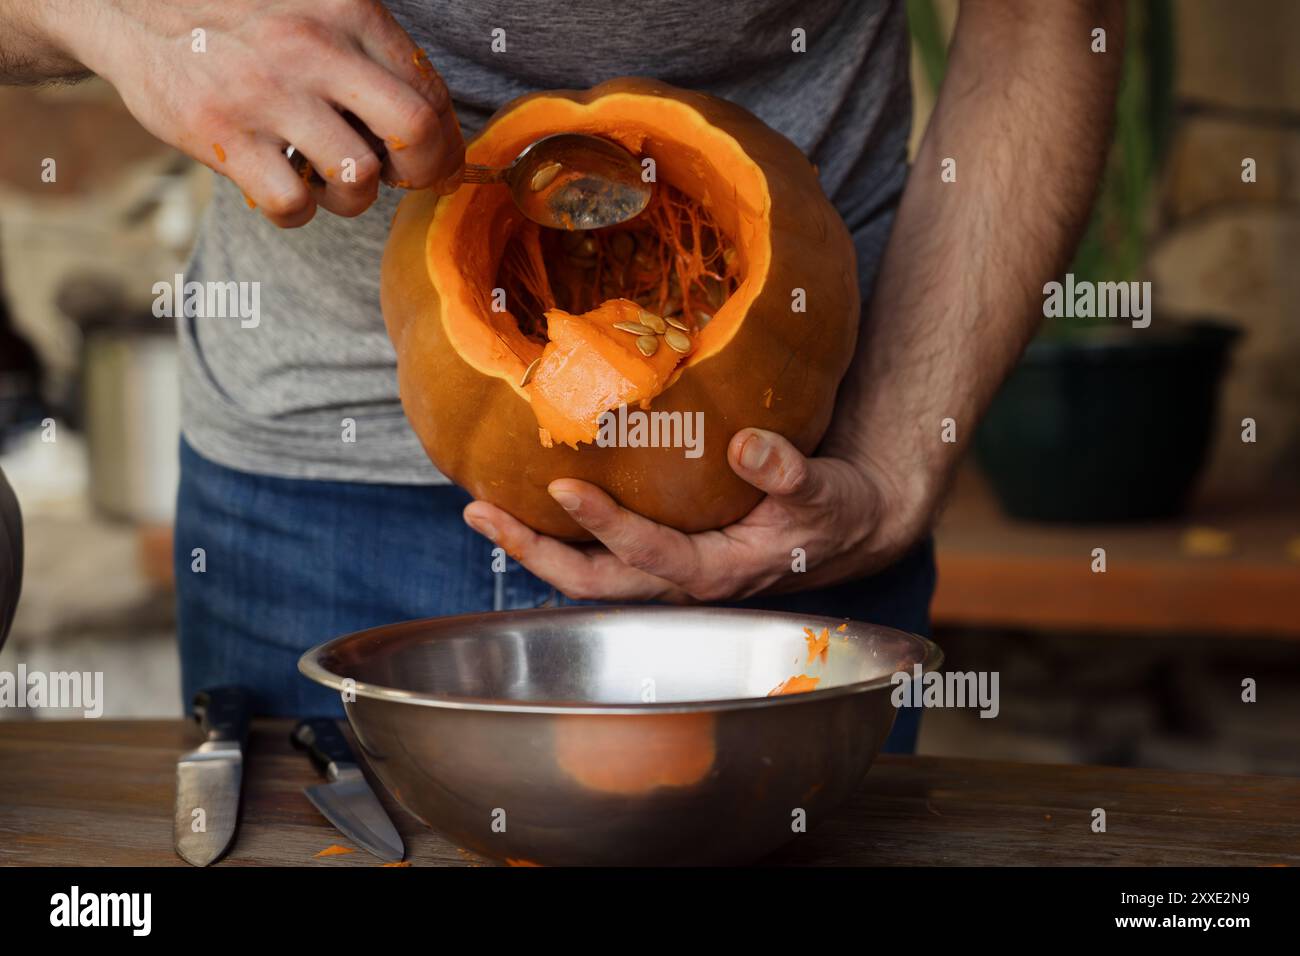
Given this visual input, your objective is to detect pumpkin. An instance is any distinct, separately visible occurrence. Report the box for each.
[381,77,859,539]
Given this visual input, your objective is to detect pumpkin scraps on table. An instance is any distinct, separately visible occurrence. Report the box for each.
[314,844,355,858]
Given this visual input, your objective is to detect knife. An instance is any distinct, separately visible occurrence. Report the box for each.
[292,718,405,862]
[174,686,252,866]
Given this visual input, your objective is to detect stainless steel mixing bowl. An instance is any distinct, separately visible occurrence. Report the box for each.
[299,605,942,866]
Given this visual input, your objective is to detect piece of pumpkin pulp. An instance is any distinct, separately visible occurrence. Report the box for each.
[528,299,686,448]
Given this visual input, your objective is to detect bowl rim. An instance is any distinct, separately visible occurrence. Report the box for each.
[298,605,945,715]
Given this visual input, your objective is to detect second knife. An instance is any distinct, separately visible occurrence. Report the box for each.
[292,718,405,863]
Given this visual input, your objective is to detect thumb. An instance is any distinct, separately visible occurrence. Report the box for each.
[727,428,821,501]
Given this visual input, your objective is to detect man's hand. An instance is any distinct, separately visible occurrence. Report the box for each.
[462,428,927,603]
[26,0,464,227]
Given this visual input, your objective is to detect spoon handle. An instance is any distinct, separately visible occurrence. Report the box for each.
[461,164,505,185]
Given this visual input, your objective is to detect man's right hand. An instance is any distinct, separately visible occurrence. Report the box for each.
[33,0,465,227]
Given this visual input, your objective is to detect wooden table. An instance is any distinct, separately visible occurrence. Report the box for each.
[2,720,1296,866]
[932,472,1300,639]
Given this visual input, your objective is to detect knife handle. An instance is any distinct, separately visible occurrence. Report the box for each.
[193,686,252,746]
[292,718,355,780]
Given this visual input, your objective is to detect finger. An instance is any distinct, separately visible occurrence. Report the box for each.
[547,479,719,588]
[214,135,317,228]
[349,4,465,192]
[383,51,464,193]
[463,501,678,602]
[278,105,383,218]
[728,428,824,502]
[321,48,462,192]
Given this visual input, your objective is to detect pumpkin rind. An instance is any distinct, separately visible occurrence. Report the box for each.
[381,77,859,539]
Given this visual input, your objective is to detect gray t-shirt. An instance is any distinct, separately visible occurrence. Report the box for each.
[181,0,911,483]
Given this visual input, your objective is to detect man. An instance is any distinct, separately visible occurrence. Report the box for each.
[2,1,1122,748]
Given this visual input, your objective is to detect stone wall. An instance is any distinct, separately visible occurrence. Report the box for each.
[1146,0,1299,499]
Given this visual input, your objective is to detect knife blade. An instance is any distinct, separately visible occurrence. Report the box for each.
[292,718,405,862]
[174,686,252,866]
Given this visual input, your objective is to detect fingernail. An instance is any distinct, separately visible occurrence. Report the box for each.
[550,490,581,513]
[740,434,770,472]
[466,516,497,541]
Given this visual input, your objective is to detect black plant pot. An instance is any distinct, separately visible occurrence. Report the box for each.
[974,320,1241,523]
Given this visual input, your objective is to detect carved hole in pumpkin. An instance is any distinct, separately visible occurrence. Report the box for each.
[494,181,742,350]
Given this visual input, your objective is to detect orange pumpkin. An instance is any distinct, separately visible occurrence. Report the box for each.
[381,77,859,539]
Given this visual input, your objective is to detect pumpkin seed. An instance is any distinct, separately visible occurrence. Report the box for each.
[639,311,667,334]
[614,320,656,336]
[722,245,738,268]
[530,161,562,192]
[664,328,692,353]
[519,357,541,387]
[694,309,713,328]
[665,314,690,331]
[635,335,659,357]
[579,236,597,257]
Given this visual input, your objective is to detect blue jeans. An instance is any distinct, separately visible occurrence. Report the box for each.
[175,438,935,752]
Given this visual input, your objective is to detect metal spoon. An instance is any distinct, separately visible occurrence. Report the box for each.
[286,123,650,230]
[461,134,652,230]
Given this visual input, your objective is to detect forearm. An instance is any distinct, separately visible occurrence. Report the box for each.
[825,0,1125,535]
[0,0,91,83]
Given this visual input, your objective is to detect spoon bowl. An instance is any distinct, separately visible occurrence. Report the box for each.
[463,133,652,230]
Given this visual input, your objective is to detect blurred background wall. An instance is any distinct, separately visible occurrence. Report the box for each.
[0,2,1296,774]
[0,77,204,716]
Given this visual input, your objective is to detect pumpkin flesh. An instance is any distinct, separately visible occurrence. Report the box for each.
[528,299,686,449]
